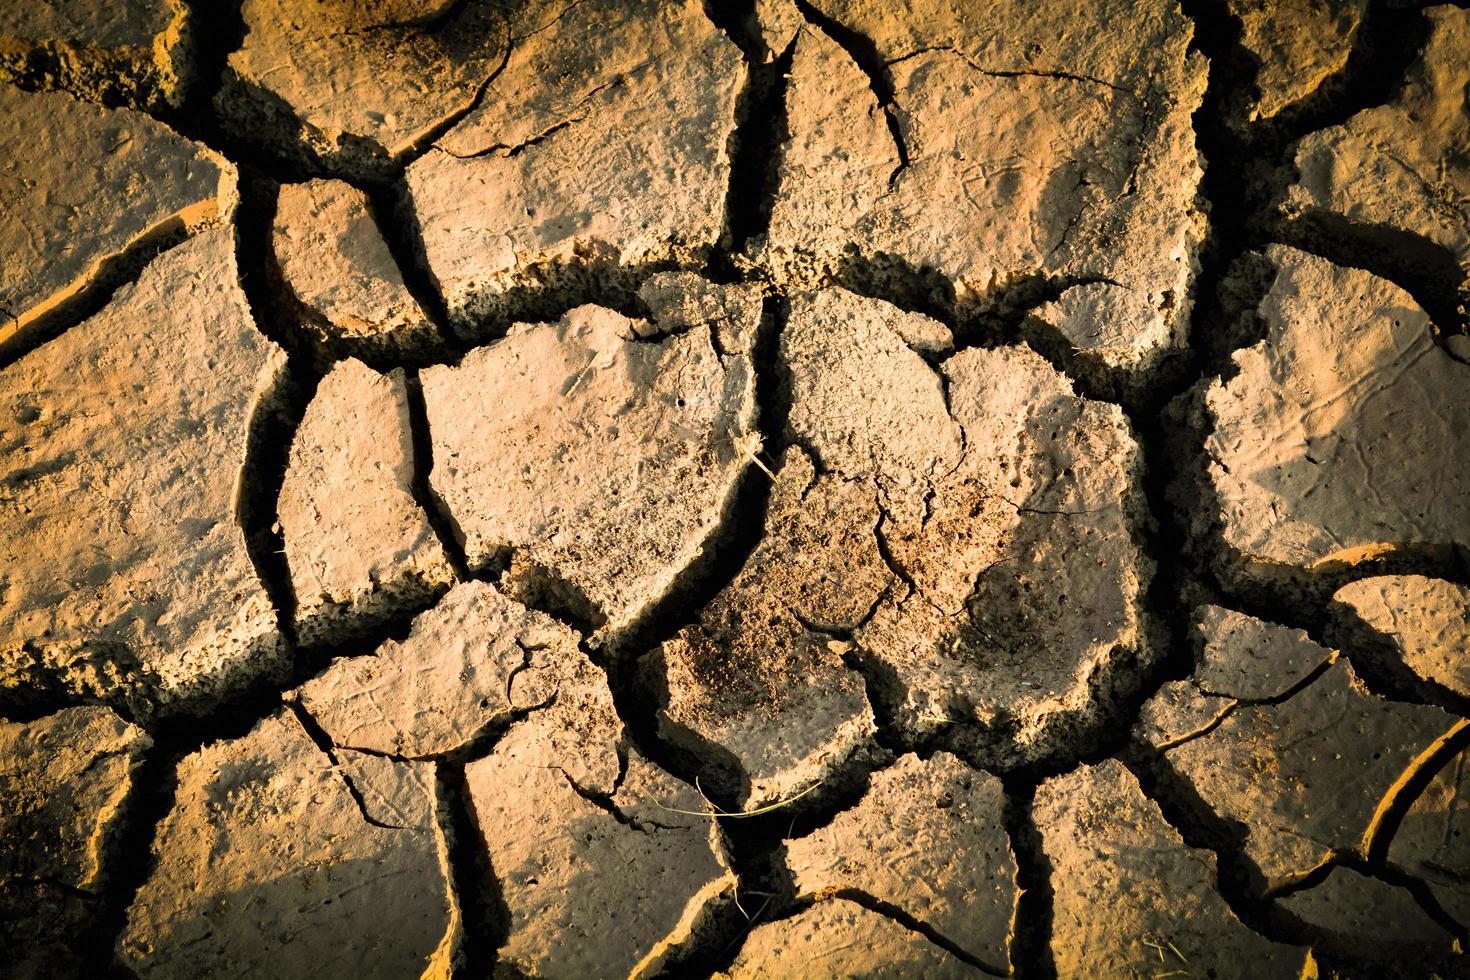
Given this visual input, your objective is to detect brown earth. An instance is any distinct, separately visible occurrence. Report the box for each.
[2,0,1469,977]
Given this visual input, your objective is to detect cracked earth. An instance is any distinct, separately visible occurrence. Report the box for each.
[2,0,1469,977]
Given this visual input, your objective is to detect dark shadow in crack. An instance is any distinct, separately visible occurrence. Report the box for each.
[1120,745,1281,929]
[436,760,511,978]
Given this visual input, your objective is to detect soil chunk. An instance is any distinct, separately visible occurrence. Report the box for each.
[1332,575,1470,699]
[652,448,883,806]
[0,706,150,980]
[1228,0,1367,124]
[785,752,1017,972]
[764,0,1207,386]
[1185,247,1470,595]
[271,180,441,358]
[1036,759,1310,978]
[466,671,734,976]
[1138,608,1455,890]
[788,291,1149,765]
[0,227,288,718]
[280,359,453,647]
[297,581,588,760]
[217,0,508,177]
[420,285,756,641]
[717,899,983,978]
[0,0,193,109]
[0,85,229,354]
[404,0,742,332]
[119,709,459,978]
[1285,7,1470,318]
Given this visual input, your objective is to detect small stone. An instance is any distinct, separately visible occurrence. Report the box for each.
[764,0,1207,383]
[420,285,756,640]
[1277,865,1458,961]
[296,581,585,759]
[1332,575,1470,699]
[0,0,193,109]
[405,0,742,331]
[0,227,288,718]
[271,180,441,357]
[1191,247,1470,594]
[1286,7,1470,289]
[468,720,733,976]
[716,899,982,979]
[118,709,458,977]
[785,753,1017,972]
[1228,0,1367,123]
[217,0,507,177]
[1140,608,1455,889]
[279,359,452,647]
[653,447,883,805]
[1036,759,1310,978]
[0,85,230,354]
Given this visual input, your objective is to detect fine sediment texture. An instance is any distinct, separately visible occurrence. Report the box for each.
[3,0,1469,976]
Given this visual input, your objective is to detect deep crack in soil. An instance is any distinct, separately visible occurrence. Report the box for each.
[3,0,1470,977]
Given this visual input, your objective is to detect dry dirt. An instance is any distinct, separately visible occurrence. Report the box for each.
[2,1,1469,978]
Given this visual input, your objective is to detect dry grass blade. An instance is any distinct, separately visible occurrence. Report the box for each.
[564,351,598,395]
[652,779,823,819]
[731,428,776,478]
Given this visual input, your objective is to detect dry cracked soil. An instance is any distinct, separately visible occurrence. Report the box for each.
[2,0,1470,978]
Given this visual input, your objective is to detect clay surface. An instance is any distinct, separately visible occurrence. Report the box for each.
[785,752,1017,972]
[420,286,757,640]
[1036,758,1310,978]
[1285,6,1470,305]
[0,84,229,354]
[1140,607,1455,889]
[1332,575,1470,699]
[782,290,1150,764]
[0,706,150,978]
[0,227,287,718]
[763,0,1206,386]
[271,180,441,357]
[653,447,882,806]
[1188,246,1470,593]
[1228,0,1367,123]
[467,675,735,976]
[1277,865,1458,961]
[1136,605,1337,749]
[1386,743,1470,928]
[0,0,192,109]
[279,358,453,647]
[405,0,742,330]
[4,0,1469,974]
[716,899,982,979]
[119,709,458,977]
[297,581,582,759]
[218,0,508,176]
